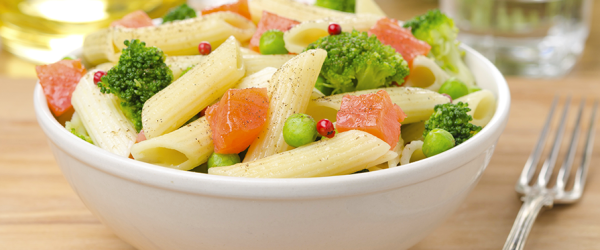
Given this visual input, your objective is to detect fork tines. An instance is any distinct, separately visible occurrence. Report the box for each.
[516,96,598,203]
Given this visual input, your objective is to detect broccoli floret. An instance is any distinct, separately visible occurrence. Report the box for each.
[423,102,482,145]
[315,0,355,13]
[98,39,173,132]
[352,169,369,174]
[180,65,194,78]
[403,9,475,86]
[65,112,93,144]
[305,30,409,95]
[162,3,197,24]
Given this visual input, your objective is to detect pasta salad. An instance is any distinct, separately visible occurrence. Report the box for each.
[35,0,497,178]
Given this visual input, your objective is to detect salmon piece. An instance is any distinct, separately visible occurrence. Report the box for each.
[249,11,300,52]
[336,90,406,149]
[368,18,430,68]
[206,88,269,154]
[35,59,87,117]
[110,10,154,28]
[202,0,251,21]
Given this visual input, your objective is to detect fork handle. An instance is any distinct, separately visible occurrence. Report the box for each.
[502,193,553,250]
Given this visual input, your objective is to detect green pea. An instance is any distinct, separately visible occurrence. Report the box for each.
[207,153,241,169]
[422,128,455,157]
[259,30,289,55]
[61,56,75,60]
[439,77,469,99]
[283,113,318,147]
[315,76,333,96]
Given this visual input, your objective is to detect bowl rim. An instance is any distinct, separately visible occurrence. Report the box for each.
[34,45,511,200]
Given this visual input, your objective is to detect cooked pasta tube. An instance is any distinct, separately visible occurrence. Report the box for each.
[240,47,260,55]
[71,70,137,157]
[306,87,450,124]
[388,137,405,168]
[112,12,256,56]
[83,28,119,65]
[401,121,425,143]
[234,67,277,89]
[400,140,425,165]
[142,36,245,139]
[347,151,398,175]
[165,55,205,65]
[209,130,391,178]
[249,0,353,24]
[356,0,387,16]
[455,90,497,127]
[243,49,327,162]
[243,54,295,75]
[405,55,451,92]
[284,14,382,53]
[233,67,326,101]
[367,164,386,172]
[165,56,206,80]
[369,151,398,169]
[92,62,115,72]
[130,117,213,171]
[166,54,292,80]
[83,12,256,64]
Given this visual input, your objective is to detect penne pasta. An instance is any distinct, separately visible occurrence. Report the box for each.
[93,62,115,71]
[165,56,206,81]
[142,36,245,139]
[113,12,256,56]
[234,67,277,89]
[400,140,425,166]
[130,117,213,171]
[248,0,353,24]
[283,14,383,54]
[454,89,497,127]
[370,151,398,169]
[243,54,295,75]
[306,87,450,124]
[243,49,327,162]
[367,164,386,172]
[71,70,137,157]
[404,55,451,92]
[355,0,387,16]
[240,47,260,55]
[209,130,391,178]
[166,54,293,79]
[233,67,326,101]
[388,137,405,168]
[83,12,256,64]
[349,151,398,175]
[83,28,119,65]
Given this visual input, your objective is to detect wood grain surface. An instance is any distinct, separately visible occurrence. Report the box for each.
[1,1,600,249]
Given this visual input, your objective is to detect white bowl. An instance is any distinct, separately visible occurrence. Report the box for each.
[34,46,510,250]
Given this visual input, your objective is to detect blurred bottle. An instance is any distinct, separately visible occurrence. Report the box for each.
[441,0,592,77]
[0,0,185,64]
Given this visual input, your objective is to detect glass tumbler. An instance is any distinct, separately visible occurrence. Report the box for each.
[441,0,593,77]
[0,0,185,64]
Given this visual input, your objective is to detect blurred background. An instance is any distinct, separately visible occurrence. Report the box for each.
[0,0,596,78]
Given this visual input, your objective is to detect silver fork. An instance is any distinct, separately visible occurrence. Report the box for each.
[503,97,598,250]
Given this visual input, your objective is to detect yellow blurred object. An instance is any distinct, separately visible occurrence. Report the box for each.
[0,0,185,64]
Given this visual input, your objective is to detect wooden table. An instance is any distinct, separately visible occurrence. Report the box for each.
[1,1,600,249]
